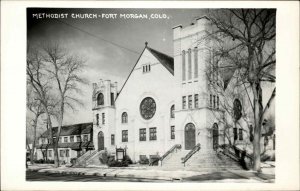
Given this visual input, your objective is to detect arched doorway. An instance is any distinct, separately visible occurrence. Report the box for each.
[212,123,219,150]
[185,123,196,150]
[98,131,104,151]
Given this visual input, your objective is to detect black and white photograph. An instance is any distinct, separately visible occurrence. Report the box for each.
[26,8,276,182]
[1,1,299,190]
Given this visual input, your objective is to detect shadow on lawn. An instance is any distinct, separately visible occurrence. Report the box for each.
[183,171,246,181]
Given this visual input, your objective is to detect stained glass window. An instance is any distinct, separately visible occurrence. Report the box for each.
[194,94,199,108]
[140,97,156,120]
[111,134,115,145]
[96,114,99,126]
[122,130,128,142]
[233,99,242,121]
[233,128,238,140]
[139,128,146,141]
[171,126,175,139]
[122,112,128,123]
[149,127,157,140]
[102,113,105,124]
[188,95,192,109]
[239,129,243,140]
[182,96,186,109]
[170,105,175,118]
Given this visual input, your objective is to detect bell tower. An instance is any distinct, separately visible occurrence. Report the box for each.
[92,79,117,152]
[173,17,214,151]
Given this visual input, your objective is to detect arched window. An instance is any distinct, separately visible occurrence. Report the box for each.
[97,93,104,106]
[233,99,242,121]
[170,105,175,118]
[121,112,128,123]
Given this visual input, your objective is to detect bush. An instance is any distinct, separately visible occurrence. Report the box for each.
[107,160,128,167]
[107,155,132,167]
[139,158,149,165]
[34,159,44,164]
[34,159,54,164]
[123,155,133,165]
[99,150,109,164]
[70,158,77,165]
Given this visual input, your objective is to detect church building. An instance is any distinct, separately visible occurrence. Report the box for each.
[35,17,274,167]
[91,17,226,163]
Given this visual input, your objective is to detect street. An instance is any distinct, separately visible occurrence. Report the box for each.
[26,170,273,182]
[26,171,172,182]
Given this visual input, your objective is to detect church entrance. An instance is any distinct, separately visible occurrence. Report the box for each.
[185,123,196,150]
[212,123,219,150]
[98,131,104,151]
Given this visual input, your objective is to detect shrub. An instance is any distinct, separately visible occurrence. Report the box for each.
[107,160,128,167]
[99,150,109,164]
[46,159,55,164]
[70,158,77,165]
[107,155,131,167]
[34,159,44,164]
[34,159,54,164]
[123,155,133,165]
[139,157,149,165]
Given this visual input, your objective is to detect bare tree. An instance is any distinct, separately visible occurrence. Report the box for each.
[42,42,87,167]
[203,9,276,171]
[26,86,44,164]
[27,45,56,166]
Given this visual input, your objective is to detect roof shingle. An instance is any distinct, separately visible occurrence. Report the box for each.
[40,122,93,138]
[147,47,174,75]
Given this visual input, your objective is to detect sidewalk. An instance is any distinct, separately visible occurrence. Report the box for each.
[27,163,275,182]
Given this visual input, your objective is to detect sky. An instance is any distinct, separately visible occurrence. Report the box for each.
[27,8,208,127]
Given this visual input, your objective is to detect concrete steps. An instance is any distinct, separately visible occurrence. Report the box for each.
[161,149,242,171]
[73,150,102,167]
[161,150,190,168]
[185,150,242,170]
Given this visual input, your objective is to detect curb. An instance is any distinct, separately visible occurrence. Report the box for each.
[34,168,176,181]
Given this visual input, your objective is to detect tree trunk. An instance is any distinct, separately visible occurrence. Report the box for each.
[53,142,59,167]
[31,116,38,164]
[45,111,58,167]
[54,105,64,167]
[252,82,263,172]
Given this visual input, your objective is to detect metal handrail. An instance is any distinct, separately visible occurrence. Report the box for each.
[181,143,201,166]
[84,150,98,161]
[160,144,181,165]
[218,144,253,163]
[77,150,96,162]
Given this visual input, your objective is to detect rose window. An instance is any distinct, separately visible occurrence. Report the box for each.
[140,97,156,120]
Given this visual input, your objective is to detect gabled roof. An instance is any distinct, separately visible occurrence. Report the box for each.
[219,67,236,90]
[37,141,94,150]
[146,47,174,75]
[116,43,174,100]
[40,122,93,138]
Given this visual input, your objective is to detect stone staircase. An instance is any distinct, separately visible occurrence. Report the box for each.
[73,150,98,167]
[160,145,242,171]
[184,150,242,171]
[161,150,190,169]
